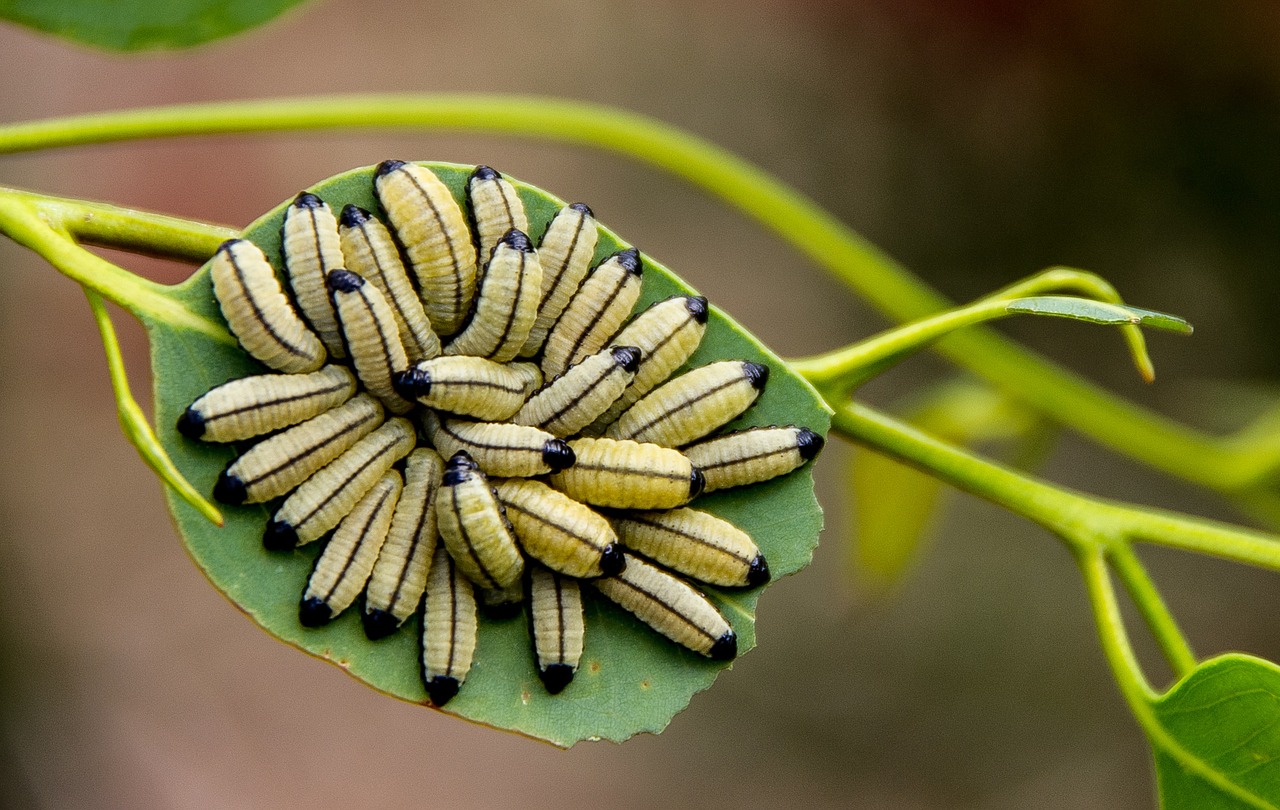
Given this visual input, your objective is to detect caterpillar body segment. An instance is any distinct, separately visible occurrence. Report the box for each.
[519,203,598,358]
[682,426,824,493]
[593,553,736,661]
[210,239,326,373]
[435,451,525,590]
[492,478,624,579]
[444,229,542,362]
[374,160,477,335]
[476,578,525,620]
[422,546,478,707]
[281,192,347,358]
[264,417,416,550]
[529,566,585,694]
[327,269,415,414]
[507,362,544,398]
[213,393,384,506]
[467,165,529,269]
[548,437,702,510]
[338,204,441,362]
[612,508,768,588]
[423,412,575,479]
[511,346,641,438]
[605,360,768,448]
[540,248,643,379]
[179,365,356,443]
[392,355,531,421]
[363,448,444,640]
[584,295,708,434]
[299,471,402,627]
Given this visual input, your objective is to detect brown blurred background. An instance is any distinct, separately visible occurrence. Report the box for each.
[4,0,1280,806]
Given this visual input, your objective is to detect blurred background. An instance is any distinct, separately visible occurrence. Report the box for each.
[4,0,1280,806]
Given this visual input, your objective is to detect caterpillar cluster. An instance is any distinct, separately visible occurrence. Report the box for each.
[179,161,825,707]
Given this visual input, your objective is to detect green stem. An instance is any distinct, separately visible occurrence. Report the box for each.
[85,290,223,526]
[1126,506,1280,574]
[0,95,1258,492]
[1106,542,1196,679]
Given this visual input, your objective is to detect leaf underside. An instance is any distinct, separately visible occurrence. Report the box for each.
[148,163,830,746]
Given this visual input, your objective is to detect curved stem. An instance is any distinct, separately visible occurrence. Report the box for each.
[1107,542,1196,679]
[0,95,1257,492]
[85,290,222,526]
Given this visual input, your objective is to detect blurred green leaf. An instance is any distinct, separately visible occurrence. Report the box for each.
[1152,654,1280,809]
[150,163,830,746]
[852,379,1041,592]
[1005,296,1193,334]
[0,0,311,51]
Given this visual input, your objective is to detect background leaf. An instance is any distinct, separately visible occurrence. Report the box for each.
[146,163,830,746]
[1005,296,1194,334]
[1151,654,1280,809]
[0,0,311,51]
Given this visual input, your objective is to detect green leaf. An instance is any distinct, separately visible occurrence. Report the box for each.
[1150,654,1280,809]
[1005,296,1194,335]
[146,163,830,746]
[0,0,311,51]
[852,380,1040,591]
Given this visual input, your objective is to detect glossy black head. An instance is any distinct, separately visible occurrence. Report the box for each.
[442,450,479,486]
[689,467,706,499]
[685,296,709,324]
[542,439,576,472]
[611,346,642,373]
[796,427,825,461]
[539,663,575,695]
[425,675,460,707]
[292,191,323,209]
[176,407,206,440]
[599,544,626,577]
[375,159,406,178]
[471,164,500,182]
[613,247,643,276]
[568,202,594,217]
[392,366,432,399]
[500,228,534,253]
[362,608,400,641]
[747,554,771,587]
[212,469,247,506]
[262,519,299,551]
[298,597,333,628]
[339,204,371,228]
[744,362,770,391]
[326,269,364,293]
[708,630,738,662]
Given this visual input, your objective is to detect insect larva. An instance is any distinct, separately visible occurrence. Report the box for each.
[213,393,384,506]
[423,412,575,478]
[529,566,584,694]
[519,203,598,358]
[299,470,403,627]
[682,426,824,493]
[444,229,542,362]
[178,365,356,443]
[467,165,529,269]
[392,355,532,421]
[338,204,441,363]
[605,360,769,448]
[510,346,641,438]
[548,437,703,510]
[492,478,625,579]
[210,239,326,374]
[583,295,708,434]
[507,361,544,398]
[363,448,444,640]
[422,545,478,707]
[264,416,416,550]
[540,248,644,379]
[476,578,525,620]
[612,507,768,588]
[593,553,736,661]
[327,269,414,414]
[435,451,525,590]
[281,192,347,358]
[374,160,477,336]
